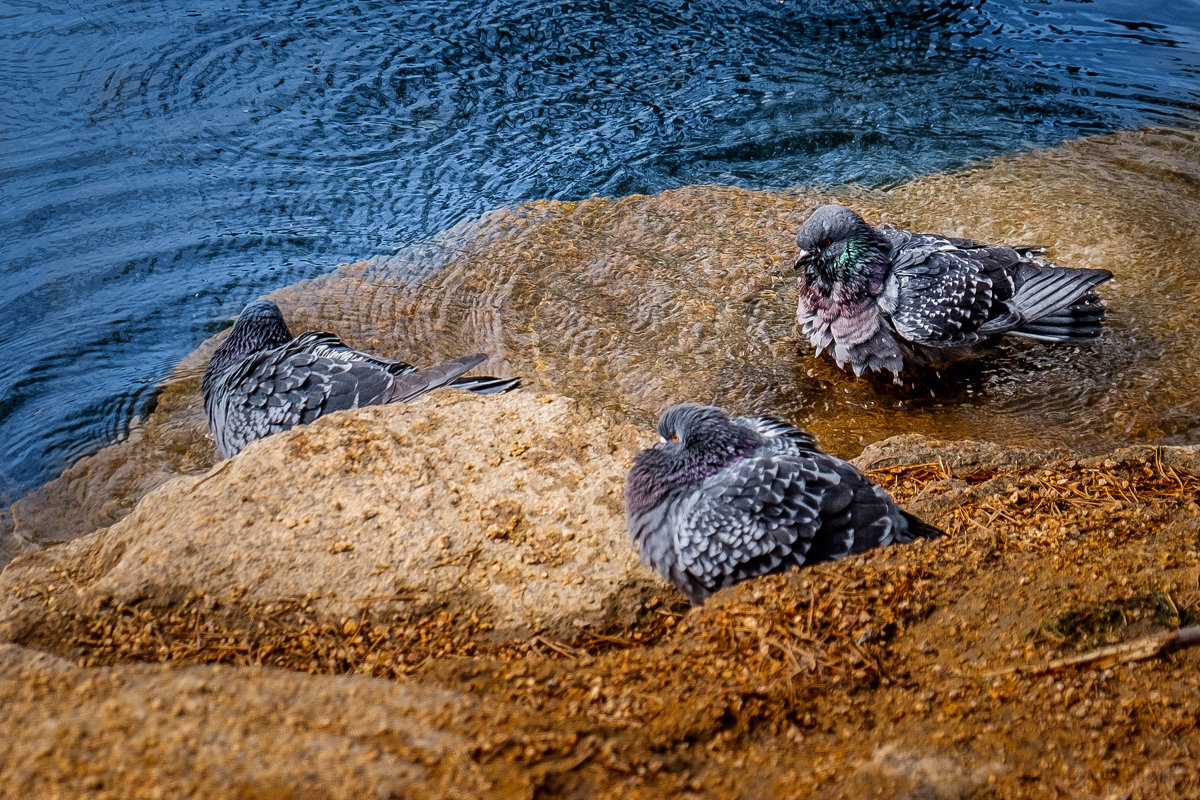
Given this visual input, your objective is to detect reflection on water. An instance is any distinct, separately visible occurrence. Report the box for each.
[275,129,1200,457]
[1,0,1200,496]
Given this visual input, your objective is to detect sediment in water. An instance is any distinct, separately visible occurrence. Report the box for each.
[4,128,1199,561]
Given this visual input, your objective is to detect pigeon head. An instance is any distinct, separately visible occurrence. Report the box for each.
[793,204,886,289]
[203,300,293,390]
[625,403,760,518]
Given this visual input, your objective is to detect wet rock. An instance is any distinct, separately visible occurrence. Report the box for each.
[0,410,1198,797]
[2,129,1199,799]
[1,370,217,563]
[6,129,1200,561]
[852,434,1067,475]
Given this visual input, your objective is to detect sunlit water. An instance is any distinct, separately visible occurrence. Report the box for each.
[260,128,1200,462]
[1,0,1199,499]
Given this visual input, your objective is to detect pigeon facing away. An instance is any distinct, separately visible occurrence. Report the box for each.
[202,300,519,458]
[624,403,942,604]
[791,204,1114,377]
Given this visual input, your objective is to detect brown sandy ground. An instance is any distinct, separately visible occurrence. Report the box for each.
[1,392,1197,799]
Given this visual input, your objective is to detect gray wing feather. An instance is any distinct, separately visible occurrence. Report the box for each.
[733,415,819,451]
[672,455,840,598]
[880,226,978,270]
[448,374,521,394]
[887,231,1112,348]
[889,248,1013,347]
[247,332,428,416]
[1002,263,1112,323]
[210,335,484,457]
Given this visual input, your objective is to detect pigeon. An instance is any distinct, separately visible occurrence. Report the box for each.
[791,204,1114,377]
[202,299,519,458]
[624,403,942,604]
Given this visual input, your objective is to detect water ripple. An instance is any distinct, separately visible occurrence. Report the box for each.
[1,0,1199,496]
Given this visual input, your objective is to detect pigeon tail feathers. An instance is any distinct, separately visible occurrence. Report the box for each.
[1007,264,1112,325]
[381,353,487,404]
[1010,282,1110,342]
[448,375,521,395]
[900,511,946,541]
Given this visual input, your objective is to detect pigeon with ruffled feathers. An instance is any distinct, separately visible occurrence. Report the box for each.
[625,403,942,604]
[791,204,1113,377]
[202,300,519,458]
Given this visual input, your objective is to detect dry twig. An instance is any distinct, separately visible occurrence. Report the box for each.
[987,625,1200,678]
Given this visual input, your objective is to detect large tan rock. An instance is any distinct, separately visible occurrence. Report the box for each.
[0,391,666,652]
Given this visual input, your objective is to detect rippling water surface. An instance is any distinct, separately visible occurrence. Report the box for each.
[1,0,1199,497]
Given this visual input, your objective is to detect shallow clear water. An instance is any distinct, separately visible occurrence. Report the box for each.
[266,128,1200,463]
[1,0,1199,497]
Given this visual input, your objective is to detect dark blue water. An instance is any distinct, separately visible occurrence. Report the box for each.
[1,0,1199,498]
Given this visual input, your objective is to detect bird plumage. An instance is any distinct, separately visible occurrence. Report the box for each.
[202,300,519,458]
[624,403,942,604]
[792,204,1114,377]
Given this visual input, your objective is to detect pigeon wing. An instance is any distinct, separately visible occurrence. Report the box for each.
[673,454,845,597]
[733,414,820,455]
[278,332,405,415]
[888,247,1016,347]
[296,331,418,377]
[381,354,488,403]
[801,455,908,562]
[223,332,398,436]
[286,337,489,407]
[879,226,979,270]
[217,352,325,451]
[208,335,495,456]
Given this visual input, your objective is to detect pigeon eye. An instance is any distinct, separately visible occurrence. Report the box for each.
[671,433,680,442]
[821,238,832,248]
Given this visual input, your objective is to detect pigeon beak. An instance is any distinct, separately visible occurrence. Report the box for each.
[793,249,810,272]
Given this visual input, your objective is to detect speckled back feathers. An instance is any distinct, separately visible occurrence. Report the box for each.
[202,300,518,458]
[792,204,1114,377]
[625,403,942,603]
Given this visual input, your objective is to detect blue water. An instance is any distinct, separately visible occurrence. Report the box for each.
[1,0,1199,498]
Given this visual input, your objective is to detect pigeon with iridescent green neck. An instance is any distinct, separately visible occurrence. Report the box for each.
[202,300,519,458]
[791,204,1114,377]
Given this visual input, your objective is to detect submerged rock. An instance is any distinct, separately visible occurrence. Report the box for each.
[5,129,1200,562]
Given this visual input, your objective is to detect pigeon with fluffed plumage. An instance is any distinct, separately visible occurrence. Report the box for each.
[791,204,1113,377]
[202,300,519,458]
[624,403,943,604]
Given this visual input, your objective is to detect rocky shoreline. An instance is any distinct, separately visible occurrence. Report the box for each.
[3,129,1200,797]
[1,390,1197,797]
